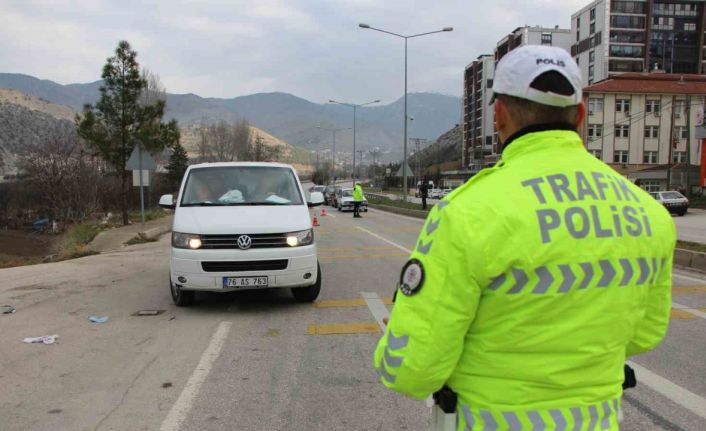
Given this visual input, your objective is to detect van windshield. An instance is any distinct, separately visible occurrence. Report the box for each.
[180,166,303,206]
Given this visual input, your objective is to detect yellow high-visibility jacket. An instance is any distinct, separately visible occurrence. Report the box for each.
[374,128,675,430]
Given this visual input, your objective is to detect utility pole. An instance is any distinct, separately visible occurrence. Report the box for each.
[686,94,692,194]
[667,95,677,190]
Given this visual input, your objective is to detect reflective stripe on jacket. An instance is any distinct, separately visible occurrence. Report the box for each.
[373,129,675,430]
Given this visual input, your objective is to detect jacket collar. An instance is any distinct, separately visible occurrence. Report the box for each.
[500,124,583,162]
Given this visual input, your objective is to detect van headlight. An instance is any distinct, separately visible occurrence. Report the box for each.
[286,229,313,247]
[172,232,202,249]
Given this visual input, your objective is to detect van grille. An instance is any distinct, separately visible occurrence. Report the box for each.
[201,260,289,272]
[200,233,289,249]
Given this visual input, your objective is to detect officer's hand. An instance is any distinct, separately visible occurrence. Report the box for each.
[383,317,389,326]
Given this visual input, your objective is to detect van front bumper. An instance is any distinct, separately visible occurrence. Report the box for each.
[170,244,318,292]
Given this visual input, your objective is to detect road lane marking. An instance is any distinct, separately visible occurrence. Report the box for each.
[314,297,393,308]
[361,292,390,331]
[159,321,232,431]
[673,272,706,284]
[627,361,706,421]
[318,253,409,261]
[672,286,706,294]
[672,302,706,319]
[356,227,413,254]
[671,309,698,319]
[307,322,381,335]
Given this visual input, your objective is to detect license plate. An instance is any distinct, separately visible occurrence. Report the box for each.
[223,276,268,288]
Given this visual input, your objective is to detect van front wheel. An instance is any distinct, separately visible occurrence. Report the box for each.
[291,263,321,302]
[170,275,195,306]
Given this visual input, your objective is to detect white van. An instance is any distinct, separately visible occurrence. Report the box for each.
[159,162,324,306]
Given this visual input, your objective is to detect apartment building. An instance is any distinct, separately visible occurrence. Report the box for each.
[462,54,495,170]
[582,72,706,192]
[461,26,572,169]
[495,25,573,62]
[572,0,706,85]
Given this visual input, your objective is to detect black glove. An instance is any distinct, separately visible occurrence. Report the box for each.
[623,364,637,390]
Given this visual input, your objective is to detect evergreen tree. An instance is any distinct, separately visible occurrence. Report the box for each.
[77,40,179,224]
[166,141,189,191]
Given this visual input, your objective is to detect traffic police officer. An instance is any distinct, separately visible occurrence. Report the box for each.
[374,45,675,430]
[353,182,364,218]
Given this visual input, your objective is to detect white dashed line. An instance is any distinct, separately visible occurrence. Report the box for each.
[361,292,390,331]
[159,321,232,431]
[627,361,706,421]
[672,302,706,320]
[356,226,413,254]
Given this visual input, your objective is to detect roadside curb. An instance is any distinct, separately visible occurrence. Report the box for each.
[367,203,429,219]
[675,248,706,273]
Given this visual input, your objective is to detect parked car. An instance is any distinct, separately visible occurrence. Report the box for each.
[309,185,326,195]
[440,188,452,198]
[159,162,325,306]
[428,188,442,199]
[336,188,369,212]
[324,185,340,206]
[649,190,689,216]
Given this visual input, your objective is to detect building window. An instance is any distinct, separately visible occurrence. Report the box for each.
[674,100,686,117]
[577,17,581,28]
[589,149,602,159]
[645,100,660,113]
[588,124,603,139]
[615,125,630,138]
[588,65,595,78]
[590,22,596,34]
[616,99,631,113]
[675,126,688,139]
[673,151,687,163]
[576,56,580,66]
[541,33,553,45]
[640,180,661,193]
[577,31,580,42]
[614,150,629,163]
[643,151,658,164]
[684,22,696,31]
[590,8,596,20]
[644,126,659,138]
[588,78,594,85]
[589,50,595,63]
[588,98,604,114]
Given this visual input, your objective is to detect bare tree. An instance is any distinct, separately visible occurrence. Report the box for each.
[17,136,102,223]
[140,68,167,107]
[197,120,252,162]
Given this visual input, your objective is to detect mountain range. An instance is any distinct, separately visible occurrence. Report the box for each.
[0,73,462,161]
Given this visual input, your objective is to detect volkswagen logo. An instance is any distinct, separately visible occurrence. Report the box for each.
[237,235,252,250]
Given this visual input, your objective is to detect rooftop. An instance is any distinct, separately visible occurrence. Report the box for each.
[584,73,706,94]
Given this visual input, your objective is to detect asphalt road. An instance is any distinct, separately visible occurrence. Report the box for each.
[673,208,706,244]
[1,207,705,430]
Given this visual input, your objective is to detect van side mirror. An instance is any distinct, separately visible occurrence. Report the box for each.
[308,191,324,208]
[159,194,176,209]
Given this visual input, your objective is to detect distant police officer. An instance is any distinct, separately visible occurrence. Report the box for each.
[420,180,429,210]
[353,182,364,218]
[374,45,675,430]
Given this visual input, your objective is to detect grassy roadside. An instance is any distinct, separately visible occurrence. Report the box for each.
[56,223,102,260]
[128,209,168,223]
[366,194,429,212]
[676,240,706,254]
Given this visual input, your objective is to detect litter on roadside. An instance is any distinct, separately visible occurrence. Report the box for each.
[88,316,109,324]
[1,305,16,315]
[23,335,59,345]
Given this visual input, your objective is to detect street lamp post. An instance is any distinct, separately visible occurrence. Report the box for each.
[329,99,380,180]
[359,23,453,200]
[317,125,351,182]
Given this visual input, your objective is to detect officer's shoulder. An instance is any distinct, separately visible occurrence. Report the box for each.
[444,165,504,201]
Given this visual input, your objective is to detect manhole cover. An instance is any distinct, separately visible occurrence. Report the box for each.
[131,310,165,316]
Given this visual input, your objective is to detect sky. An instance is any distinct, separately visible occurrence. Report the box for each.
[0,0,589,104]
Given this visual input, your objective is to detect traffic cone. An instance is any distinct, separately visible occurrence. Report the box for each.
[312,208,320,227]
[320,207,327,217]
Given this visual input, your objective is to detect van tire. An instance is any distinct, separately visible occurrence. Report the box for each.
[291,263,321,302]
[170,275,195,306]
